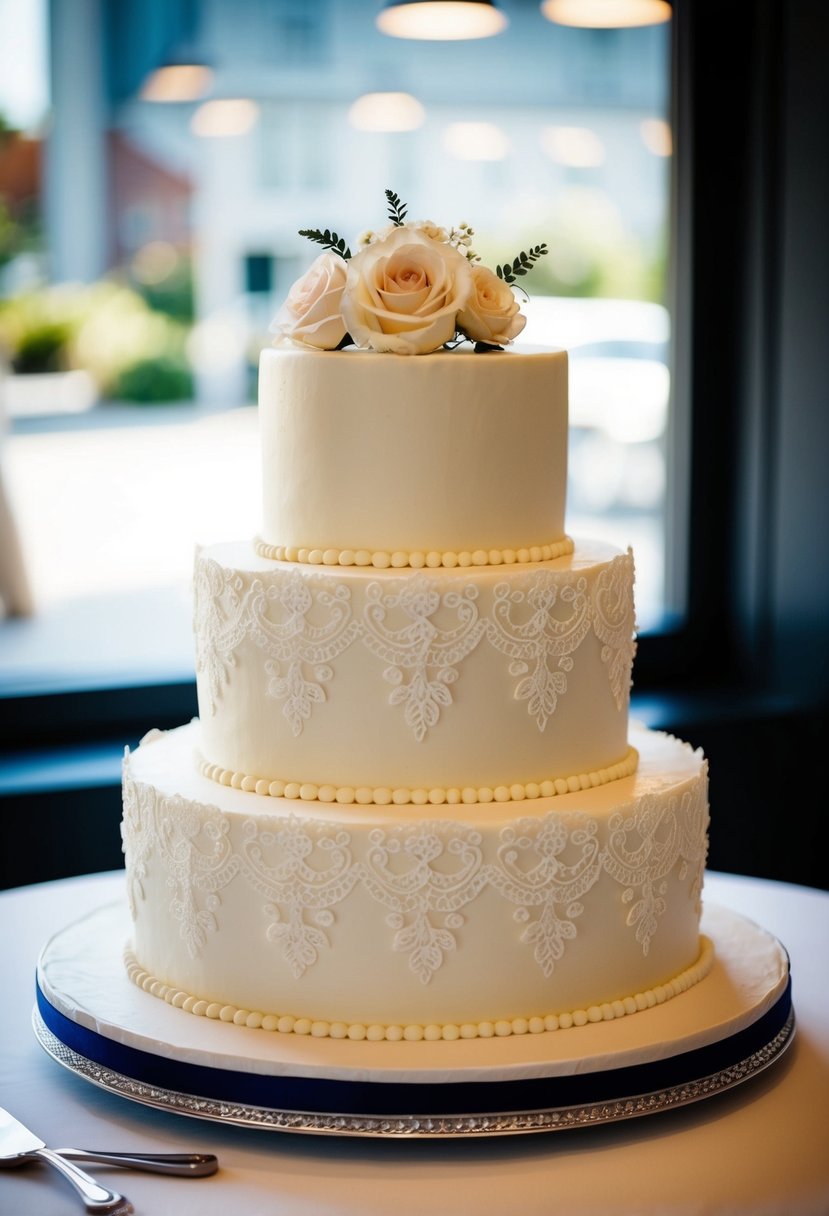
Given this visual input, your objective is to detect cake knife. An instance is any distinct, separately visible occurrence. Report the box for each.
[0,1105,132,1214]
[52,1145,219,1176]
[0,1103,218,1176]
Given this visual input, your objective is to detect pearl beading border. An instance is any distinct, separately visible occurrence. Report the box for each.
[254,535,575,570]
[124,935,714,1042]
[197,745,639,807]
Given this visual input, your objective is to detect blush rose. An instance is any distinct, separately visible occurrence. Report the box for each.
[341,227,474,355]
[269,251,348,350]
[457,265,526,347]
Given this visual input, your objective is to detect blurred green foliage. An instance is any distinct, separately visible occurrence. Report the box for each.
[0,280,193,402]
[477,187,668,305]
[113,353,192,402]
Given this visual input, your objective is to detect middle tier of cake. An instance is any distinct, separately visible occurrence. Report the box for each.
[194,539,636,800]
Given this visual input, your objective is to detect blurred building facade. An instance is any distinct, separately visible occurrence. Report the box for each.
[45,0,670,400]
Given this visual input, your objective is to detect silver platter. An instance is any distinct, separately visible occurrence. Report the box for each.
[33,1005,795,1139]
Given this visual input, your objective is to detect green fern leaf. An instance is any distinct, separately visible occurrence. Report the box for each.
[385,189,408,226]
[496,244,548,283]
[297,228,352,259]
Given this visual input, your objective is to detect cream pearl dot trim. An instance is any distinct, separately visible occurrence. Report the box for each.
[198,746,639,806]
[254,535,575,570]
[124,936,714,1042]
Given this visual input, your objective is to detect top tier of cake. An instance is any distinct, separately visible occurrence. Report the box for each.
[258,346,568,563]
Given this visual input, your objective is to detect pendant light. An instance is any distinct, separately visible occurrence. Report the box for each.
[540,0,671,28]
[376,1,508,40]
[140,44,214,102]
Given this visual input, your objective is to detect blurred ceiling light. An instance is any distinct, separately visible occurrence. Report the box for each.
[641,117,672,156]
[540,0,671,27]
[349,92,425,132]
[443,121,509,160]
[541,126,605,168]
[377,1,507,40]
[191,98,259,138]
[140,62,213,103]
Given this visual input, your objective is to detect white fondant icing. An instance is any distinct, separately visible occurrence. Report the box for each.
[121,722,708,1030]
[193,541,636,791]
[258,346,569,556]
[123,936,715,1041]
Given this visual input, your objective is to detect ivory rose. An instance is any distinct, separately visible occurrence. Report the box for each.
[269,251,347,350]
[341,227,473,355]
[457,264,526,347]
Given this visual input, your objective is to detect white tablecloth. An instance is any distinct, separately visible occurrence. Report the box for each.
[1,870,827,1216]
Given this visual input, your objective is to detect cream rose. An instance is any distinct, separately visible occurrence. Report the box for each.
[457,264,526,347]
[341,227,473,355]
[269,251,347,350]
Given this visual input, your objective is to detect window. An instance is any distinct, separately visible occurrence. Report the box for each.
[1,0,675,688]
[4,2,826,894]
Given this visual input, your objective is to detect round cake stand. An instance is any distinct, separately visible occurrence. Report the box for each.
[33,901,794,1138]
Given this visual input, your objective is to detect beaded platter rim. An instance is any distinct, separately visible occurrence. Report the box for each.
[32,1003,794,1138]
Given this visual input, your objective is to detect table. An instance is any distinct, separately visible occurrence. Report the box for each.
[1,870,828,1215]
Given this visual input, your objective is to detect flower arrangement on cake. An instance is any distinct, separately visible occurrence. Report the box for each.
[270,189,548,356]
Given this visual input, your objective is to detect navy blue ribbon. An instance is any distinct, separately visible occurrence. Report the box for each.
[36,976,792,1119]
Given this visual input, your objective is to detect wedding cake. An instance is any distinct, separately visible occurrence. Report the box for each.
[121,197,710,1044]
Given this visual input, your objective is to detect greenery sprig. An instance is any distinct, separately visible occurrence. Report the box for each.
[297,228,352,260]
[385,189,408,227]
[495,244,549,285]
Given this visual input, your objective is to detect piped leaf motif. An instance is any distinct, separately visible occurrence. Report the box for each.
[387,668,455,742]
[520,899,578,978]
[393,912,456,984]
[514,666,568,731]
[266,905,330,978]
[267,658,329,738]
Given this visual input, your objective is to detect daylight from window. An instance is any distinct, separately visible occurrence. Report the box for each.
[0,0,672,687]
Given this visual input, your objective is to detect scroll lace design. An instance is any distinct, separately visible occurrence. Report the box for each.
[120,749,156,920]
[247,572,360,737]
[193,559,250,715]
[487,574,591,730]
[194,551,636,738]
[123,746,708,982]
[194,560,361,733]
[603,773,709,955]
[151,794,239,958]
[238,816,359,977]
[361,824,487,982]
[361,580,486,740]
[592,551,637,710]
[492,814,603,977]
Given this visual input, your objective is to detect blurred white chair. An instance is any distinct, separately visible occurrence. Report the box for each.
[0,363,35,617]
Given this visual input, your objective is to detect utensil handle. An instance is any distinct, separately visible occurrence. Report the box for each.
[35,1147,133,1213]
[58,1147,219,1177]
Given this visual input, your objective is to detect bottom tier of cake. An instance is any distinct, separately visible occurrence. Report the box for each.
[121,721,709,1038]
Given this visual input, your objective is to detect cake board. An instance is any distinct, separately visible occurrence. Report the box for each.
[33,901,794,1138]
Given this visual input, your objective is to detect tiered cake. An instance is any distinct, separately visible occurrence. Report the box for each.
[121,343,711,1042]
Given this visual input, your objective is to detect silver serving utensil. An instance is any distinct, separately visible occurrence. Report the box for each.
[0,1106,133,1215]
[53,1146,219,1176]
